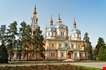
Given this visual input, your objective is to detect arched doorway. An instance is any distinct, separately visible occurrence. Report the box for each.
[67,51,73,59]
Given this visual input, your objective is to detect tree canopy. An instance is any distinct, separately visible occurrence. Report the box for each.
[95,37,106,61]
[83,32,93,60]
[0,20,45,60]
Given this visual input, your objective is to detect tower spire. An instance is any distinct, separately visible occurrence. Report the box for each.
[32,4,37,15]
[73,17,77,29]
[31,4,39,35]
[58,14,61,20]
[35,4,36,9]
[50,16,53,25]
[57,14,62,23]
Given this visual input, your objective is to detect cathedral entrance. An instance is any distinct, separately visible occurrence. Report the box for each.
[67,51,73,59]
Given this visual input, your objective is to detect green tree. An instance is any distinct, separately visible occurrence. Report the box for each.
[0,25,8,63]
[19,21,32,50]
[83,32,93,60]
[98,45,106,61]
[95,37,106,61]
[6,21,17,60]
[20,21,45,60]
[0,44,8,63]
[0,25,7,44]
[32,27,45,60]
[7,21,17,49]
[19,21,32,60]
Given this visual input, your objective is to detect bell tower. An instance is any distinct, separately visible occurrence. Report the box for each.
[31,5,39,35]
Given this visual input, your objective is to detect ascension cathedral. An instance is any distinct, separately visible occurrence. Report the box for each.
[31,5,89,61]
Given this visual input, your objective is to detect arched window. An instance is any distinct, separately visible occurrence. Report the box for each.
[61,32,64,37]
[71,44,74,49]
[53,32,55,36]
[47,32,50,36]
[61,52,64,57]
[51,32,53,37]
[51,43,54,47]
[59,43,61,47]
[65,43,68,47]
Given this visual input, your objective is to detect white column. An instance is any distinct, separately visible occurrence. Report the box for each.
[72,52,75,60]
[63,51,67,59]
[77,52,80,59]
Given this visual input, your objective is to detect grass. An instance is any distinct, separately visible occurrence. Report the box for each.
[0,64,101,70]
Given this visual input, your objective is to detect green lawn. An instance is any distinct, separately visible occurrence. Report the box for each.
[0,64,101,70]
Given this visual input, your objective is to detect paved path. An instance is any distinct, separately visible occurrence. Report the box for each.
[0,61,106,69]
[71,62,106,69]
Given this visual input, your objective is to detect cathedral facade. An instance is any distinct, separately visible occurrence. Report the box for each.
[31,6,88,61]
[44,17,87,61]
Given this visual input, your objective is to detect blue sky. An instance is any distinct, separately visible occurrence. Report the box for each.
[0,0,106,47]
